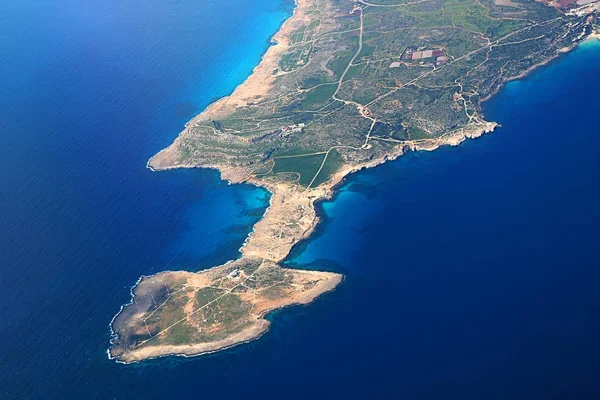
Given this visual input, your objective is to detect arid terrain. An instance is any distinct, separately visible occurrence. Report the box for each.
[109,259,341,363]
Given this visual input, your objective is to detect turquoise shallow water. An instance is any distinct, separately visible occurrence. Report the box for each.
[1,0,600,397]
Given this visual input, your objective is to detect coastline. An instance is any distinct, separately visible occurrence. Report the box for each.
[112,123,497,364]
[109,273,341,365]
[109,264,343,363]
[480,32,600,104]
[149,0,313,176]
[111,0,598,363]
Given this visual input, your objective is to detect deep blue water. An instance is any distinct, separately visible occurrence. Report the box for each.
[1,0,599,398]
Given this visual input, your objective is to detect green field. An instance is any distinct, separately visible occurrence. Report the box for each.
[311,149,343,187]
[303,84,337,107]
[270,153,326,186]
[265,148,343,187]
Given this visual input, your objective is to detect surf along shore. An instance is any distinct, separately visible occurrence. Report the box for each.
[109,0,598,363]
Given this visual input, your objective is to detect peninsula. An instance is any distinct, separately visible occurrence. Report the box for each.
[109,0,598,363]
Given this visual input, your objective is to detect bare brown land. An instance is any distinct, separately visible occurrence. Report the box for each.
[109,259,341,363]
[110,0,597,362]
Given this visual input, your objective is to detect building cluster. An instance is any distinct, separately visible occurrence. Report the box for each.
[357,105,372,118]
[280,123,305,137]
[565,0,599,15]
[350,4,363,14]
[401,48,449,65]
[555,0,597,7]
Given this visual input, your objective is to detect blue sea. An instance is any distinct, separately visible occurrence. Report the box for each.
[1,0,599,398]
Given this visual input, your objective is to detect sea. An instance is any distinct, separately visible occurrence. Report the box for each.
[1,0,599,398]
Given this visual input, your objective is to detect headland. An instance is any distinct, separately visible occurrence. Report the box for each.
[110,0,598,363]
